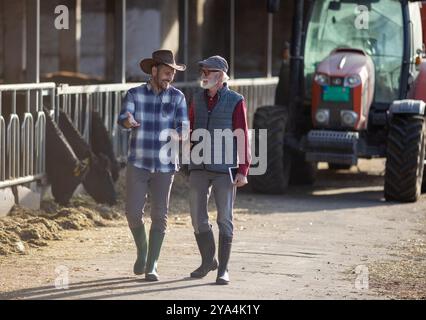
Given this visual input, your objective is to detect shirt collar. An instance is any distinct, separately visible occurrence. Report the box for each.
[146,81,153,92]
[146,80,169,96]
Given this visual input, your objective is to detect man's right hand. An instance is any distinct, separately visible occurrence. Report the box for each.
[123,112,140,129]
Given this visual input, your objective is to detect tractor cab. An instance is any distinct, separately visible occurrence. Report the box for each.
[304,0,422,130]
[252,0,426,202]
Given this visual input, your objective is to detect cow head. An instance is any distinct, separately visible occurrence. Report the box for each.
[82,153,117,206]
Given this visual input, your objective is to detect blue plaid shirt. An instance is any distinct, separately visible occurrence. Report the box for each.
[118,83,188,173]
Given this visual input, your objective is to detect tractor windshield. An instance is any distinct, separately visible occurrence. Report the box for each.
[304,0,404,103]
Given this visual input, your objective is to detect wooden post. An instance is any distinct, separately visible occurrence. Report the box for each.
[26,0,40,83]
[3,0,26,83]
[58,0,81,72]
[229,0,235,79]
[114,0,126,83]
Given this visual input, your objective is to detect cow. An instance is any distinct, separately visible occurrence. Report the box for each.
[45,108,89,205]
[58,110,117,206]
[90,111,120,182]
[1,86,119,206]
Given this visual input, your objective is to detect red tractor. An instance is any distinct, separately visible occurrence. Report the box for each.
[253,0,426,202]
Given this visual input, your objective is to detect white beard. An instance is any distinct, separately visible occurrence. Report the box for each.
[200,77,218,89]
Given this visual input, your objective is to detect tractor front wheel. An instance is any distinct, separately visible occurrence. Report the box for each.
[384,114,426,202]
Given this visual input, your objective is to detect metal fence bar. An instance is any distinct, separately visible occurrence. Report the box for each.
[0,174,45,189]
[0,93,5,182]
[0,82,56,189]
[21,91,34,178]
[0,83,56,91]
[7,90,20,180]
[35,110,46,176]
[36,87,51,178]
[21,112,34,177]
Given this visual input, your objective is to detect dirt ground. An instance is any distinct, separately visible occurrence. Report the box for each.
[0,159,425,300]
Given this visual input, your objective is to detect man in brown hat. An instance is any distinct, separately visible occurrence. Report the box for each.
[117,50,188,281]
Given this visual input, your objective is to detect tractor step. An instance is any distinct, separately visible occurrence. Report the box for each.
[306,152,357,165]
[304,130,359,165]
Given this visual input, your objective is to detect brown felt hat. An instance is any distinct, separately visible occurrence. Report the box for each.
[140,50,186,74]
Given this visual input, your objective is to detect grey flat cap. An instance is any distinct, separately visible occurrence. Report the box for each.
[198,55,229,73]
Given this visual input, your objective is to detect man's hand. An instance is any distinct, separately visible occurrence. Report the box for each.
[123,112,140,129]
[234,173,248,188]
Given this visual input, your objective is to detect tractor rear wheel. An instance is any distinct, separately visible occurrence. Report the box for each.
[384,114,426,202]
[251,106,291,194]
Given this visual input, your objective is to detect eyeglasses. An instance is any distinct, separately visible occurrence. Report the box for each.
[199,69,221,76]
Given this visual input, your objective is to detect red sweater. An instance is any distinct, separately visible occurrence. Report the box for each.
[189,91,251,176]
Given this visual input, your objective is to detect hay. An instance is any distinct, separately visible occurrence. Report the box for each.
[0,168,198,256]
[0,194,123,256]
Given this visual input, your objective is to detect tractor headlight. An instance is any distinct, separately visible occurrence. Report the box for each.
[314,74,330,86]
[344,75,362,88]
[315,109,330,126]
[340,111,358,127]
[331,77,343,86]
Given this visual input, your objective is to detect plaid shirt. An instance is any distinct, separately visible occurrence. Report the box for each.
[118,82,188,173]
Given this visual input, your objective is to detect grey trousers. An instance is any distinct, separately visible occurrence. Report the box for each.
[189,170,236,237]
[125,163,174,232]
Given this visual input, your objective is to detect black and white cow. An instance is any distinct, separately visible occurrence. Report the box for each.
[45,109,89,205]
[58,110,117,206]
[90,111,120,182]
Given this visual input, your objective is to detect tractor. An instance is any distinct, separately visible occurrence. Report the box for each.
[252,0,426,202]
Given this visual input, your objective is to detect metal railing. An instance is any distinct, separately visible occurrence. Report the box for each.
[56,83,143,163]
[0,82,56,189]
[174,77,278,128]
[0,77,278,190]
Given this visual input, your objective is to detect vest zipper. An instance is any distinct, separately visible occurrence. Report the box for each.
[204,109,212,170]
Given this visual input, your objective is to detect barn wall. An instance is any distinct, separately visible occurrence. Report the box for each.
[0,0,297,83]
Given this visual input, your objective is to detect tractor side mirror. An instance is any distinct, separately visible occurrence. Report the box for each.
[328,1,341,10]
[267,0,280,13]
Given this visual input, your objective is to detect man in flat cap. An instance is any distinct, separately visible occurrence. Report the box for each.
[188,55,251,285]
[118,50,188,281]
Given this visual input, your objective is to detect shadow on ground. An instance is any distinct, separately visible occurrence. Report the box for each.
[233,168,408,215]
[0,276,216,300]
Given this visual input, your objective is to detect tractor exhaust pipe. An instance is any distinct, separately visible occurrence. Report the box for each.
[289,0,304,104]
[287,0,305,132]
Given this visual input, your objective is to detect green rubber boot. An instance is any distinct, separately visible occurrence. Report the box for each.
[145,229,165,282]
[130,225,148,275]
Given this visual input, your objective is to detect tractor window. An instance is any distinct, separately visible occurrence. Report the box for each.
[304,0,404,103]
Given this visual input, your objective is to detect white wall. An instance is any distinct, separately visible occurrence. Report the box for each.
[126,8,161,80]
[126,0,180,80]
